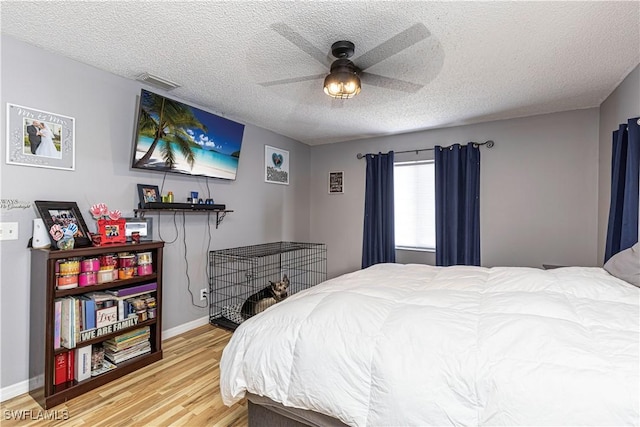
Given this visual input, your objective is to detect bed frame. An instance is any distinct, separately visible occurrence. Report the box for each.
[247,394,348,427]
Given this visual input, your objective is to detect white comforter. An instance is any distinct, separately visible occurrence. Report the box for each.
[220,264,640,426]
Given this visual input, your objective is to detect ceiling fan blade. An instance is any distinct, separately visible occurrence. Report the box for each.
[360,72,423,93]
[259,74,326,87]
[355,23,430,71]
[271,23,331,67]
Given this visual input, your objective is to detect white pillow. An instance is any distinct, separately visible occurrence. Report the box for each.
[604,242,640,287]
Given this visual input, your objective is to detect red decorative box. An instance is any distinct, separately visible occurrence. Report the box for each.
[96,219,127,244]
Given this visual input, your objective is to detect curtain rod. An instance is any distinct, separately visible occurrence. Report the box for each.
[356,140,495,159]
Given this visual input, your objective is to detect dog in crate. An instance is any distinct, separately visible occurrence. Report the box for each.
[240,274,290,320]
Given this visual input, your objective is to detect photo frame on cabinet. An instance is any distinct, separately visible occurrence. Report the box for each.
[6,103,75,170]
[97,219,127,244]
[34,200,92,248]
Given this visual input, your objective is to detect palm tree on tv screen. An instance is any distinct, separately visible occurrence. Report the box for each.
[134,92,207,170]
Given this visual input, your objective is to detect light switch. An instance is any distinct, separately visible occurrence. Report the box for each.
[0,222,19,241]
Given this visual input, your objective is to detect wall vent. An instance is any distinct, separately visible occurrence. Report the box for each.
[136,73,180,91]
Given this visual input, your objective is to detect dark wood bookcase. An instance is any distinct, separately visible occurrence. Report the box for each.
[29,241,164,408]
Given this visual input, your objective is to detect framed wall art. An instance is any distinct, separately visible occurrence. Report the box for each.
[6,103,75,170]
[137,184,160,208]
[34,200,92,248]
[329,171,344,194]
[265,145,289,185]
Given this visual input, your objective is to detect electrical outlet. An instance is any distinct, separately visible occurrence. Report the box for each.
[0,222,19,241]
[200,288,208,301]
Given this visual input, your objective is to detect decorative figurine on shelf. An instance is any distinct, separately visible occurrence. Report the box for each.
[131,231,141,244]
[50,223,76,250]
[90,203,126,245]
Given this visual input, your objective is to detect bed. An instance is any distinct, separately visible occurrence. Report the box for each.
[220,263,639,426]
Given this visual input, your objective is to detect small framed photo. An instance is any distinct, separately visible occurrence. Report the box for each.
[6,103,75,170]
[97,219,126,244]
[34,200,92,248]
[137,184,160,208]
[265,145,289,185]
[123,217,153,241]
[329,171,344,194]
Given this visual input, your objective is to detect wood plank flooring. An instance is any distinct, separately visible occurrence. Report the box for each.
[1,325,248,426]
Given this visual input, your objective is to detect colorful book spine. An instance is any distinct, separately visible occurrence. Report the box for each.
[54,353,67,385]
[67,350,75,382]
[54,299,62,350]
[83,298,96,330]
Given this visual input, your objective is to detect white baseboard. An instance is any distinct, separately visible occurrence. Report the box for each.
[0,379,30,403]
[0,316,210,403]
[162,315,210,340]
[0,375,43,403]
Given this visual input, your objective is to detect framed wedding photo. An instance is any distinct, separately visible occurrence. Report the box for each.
[6,103,75,170]
[34,200,92,248]
[137,184,160,208]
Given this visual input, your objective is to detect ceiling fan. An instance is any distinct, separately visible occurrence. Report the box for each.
[260,23,430,99]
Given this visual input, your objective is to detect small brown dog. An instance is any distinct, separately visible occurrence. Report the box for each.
[240,274,289,320]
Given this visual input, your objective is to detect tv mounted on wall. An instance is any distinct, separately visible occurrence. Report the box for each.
[131,89,245,180]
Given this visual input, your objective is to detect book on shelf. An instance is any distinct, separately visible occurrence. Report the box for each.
[74,298,82,345]
[103,331,150,352]
[54,353,67,385]
[105,344,151,364]
[103,326,151,364]
[106,282,157,298]
[67,349,74,382]
[75,345,92,382]
[80,296,96,330]
[60,297,75,349]
[105,328,149,344]
[54,299,62,350]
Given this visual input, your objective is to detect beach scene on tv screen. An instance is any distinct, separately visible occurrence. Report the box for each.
[132,89,245,180]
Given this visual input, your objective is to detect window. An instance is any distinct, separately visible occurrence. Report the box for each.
[394,160,436,250]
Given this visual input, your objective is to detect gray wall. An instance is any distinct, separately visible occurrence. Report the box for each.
[597,65,640,263]
[1,32,635,392]
[310,109,601,278]
[0,35,310,388]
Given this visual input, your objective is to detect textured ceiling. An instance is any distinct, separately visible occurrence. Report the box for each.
[1,1,639,145]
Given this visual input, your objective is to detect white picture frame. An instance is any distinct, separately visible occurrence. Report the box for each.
[329,171,344,194]
[265,145,289,185]
[5,103,75,170]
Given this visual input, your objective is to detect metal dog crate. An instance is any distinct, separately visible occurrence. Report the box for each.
[209,242,327,330]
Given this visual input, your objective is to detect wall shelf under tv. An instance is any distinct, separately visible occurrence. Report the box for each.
[133,208,232,228]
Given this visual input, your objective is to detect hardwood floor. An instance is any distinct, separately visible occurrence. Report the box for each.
[1,325,248,426]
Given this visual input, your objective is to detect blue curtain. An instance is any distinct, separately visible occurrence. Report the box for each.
[362,151,395,269]
[435,143,481,266]
[605,117,640,262]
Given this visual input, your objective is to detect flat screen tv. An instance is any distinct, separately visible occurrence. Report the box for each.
[131,89,245,180]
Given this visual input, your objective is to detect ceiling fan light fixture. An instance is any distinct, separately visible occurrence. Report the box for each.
[323,73,361,99]
[323,59,361,99]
